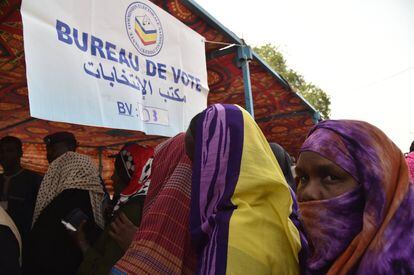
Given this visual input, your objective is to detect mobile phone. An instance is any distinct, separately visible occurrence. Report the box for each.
[61,208,89,232]
[61,220,77,232]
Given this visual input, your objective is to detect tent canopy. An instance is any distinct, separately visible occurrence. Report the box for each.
[0,0,318,186]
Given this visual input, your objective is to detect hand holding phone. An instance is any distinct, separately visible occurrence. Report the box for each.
[62,208,91,253]
[61,208,89,232]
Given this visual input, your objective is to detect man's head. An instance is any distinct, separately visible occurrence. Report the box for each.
[0,136,23,171]
[410,141,414,153]
[44,132,77,163]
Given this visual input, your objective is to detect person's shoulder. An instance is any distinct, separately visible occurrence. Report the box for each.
[65,151,91,160]
[58,151,97,169]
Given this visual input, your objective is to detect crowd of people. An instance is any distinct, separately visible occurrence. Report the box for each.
[0,103,413,274]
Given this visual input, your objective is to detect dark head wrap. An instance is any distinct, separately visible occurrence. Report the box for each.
[269,143,295,190]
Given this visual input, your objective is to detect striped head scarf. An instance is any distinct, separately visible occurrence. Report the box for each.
[111,133,197,274]
[190,104,302,275]
[32,151,105,229]
[298,120,414,274]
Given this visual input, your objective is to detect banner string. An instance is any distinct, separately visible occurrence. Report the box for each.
[204,40,244,47]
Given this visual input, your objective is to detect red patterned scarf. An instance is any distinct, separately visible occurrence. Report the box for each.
[112,144,154,215]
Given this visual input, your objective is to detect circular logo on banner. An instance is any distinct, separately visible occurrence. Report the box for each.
[125,2,164,57]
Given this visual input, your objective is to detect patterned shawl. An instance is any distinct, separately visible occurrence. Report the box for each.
[111,133,197,275]
[32,151,105,229]
[190,104,302,275]
[299,120,414,274]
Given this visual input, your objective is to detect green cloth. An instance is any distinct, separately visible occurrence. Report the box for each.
[77,196,144,275]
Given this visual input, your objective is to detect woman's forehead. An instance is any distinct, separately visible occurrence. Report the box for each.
[297,151,344,173]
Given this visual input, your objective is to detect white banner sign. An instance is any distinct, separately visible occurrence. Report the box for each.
[21,0,208,137]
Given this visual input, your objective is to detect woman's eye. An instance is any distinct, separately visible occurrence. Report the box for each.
[323,175,340,183]
[296,175,309,184]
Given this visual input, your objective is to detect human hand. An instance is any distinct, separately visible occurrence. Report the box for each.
[68,220,91,254]
[108,212,138,252]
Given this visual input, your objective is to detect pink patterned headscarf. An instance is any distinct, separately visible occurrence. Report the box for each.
[406,152,414,180]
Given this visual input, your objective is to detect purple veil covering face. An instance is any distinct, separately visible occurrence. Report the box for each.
[298,120,414,274]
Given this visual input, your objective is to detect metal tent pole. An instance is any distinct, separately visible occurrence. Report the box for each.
[237,45,254,118]
[312,111,321,124]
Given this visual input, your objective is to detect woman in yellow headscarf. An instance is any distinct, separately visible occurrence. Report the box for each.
[188,104,304,275]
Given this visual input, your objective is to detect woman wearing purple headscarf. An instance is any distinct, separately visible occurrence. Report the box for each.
[295,120,414,274]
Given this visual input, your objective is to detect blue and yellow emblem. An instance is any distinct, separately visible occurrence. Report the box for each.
[134,15,157,46]
[125,1,164,57]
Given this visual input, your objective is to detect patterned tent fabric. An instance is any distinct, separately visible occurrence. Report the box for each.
[0,0,317,186]
[207,53,315,154]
